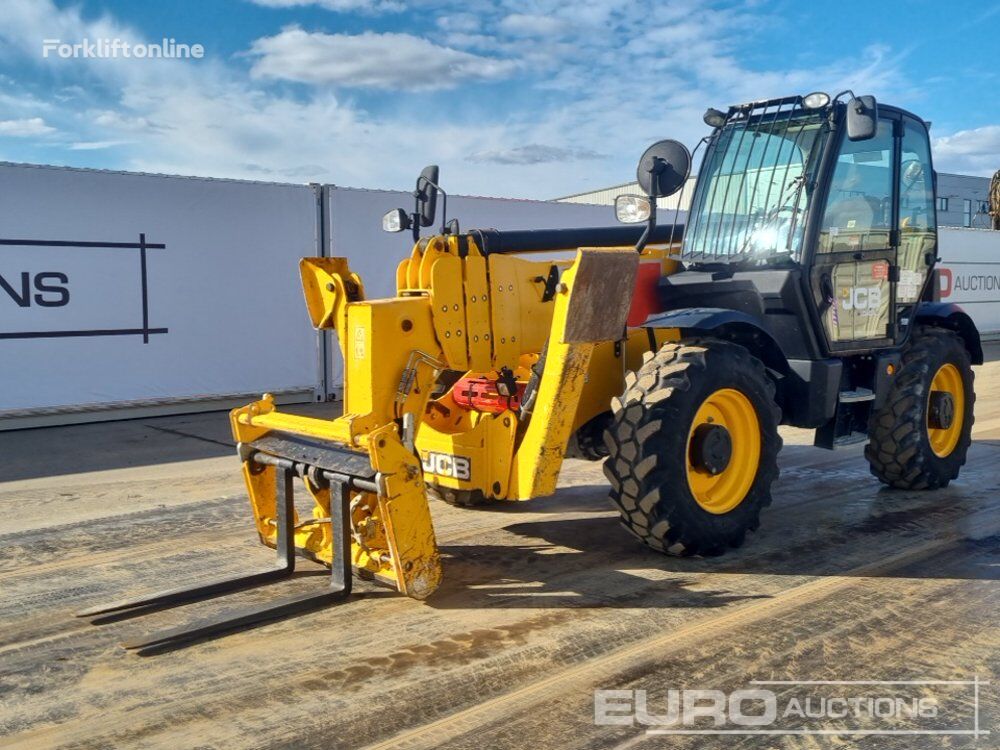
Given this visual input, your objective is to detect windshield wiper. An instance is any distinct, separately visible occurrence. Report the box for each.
[736,174,806,257]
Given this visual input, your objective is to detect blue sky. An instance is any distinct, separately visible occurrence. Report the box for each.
[1,0,998,198]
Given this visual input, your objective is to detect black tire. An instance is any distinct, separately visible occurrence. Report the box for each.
[425,484,490,508]
[865,326,975,489]
[603,339,782,556]
[566,412,611,461]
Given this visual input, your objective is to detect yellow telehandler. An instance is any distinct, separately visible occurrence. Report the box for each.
[81,92,981,651]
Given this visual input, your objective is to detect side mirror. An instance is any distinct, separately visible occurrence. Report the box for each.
[846,95,878,141]
[636,139,691,199]
[415,165,439,228]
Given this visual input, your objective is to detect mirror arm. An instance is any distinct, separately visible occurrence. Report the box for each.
[411,185,423,242]
[635,194,657,253]
[415,177,449,235]
[635,157,664,253]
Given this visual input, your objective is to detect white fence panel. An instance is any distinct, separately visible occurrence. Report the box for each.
[938,227,1000,337]
[0,164,321,423]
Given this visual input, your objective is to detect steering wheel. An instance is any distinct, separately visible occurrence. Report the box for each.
[762,204,799,226]
[901,159,924,191]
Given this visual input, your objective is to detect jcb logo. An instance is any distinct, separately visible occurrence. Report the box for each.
[841,286,882,311]
[421,451,471,481]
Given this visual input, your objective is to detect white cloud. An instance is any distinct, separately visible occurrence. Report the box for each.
[247,0,403,13]
[933,126,1000,176]
[68,140,129,150]
[435,13,481,34]
[247,27,519,89]
[469,144,606,165]
[0,117,55,136]
[92,110,160,132]
[498,14,567,37]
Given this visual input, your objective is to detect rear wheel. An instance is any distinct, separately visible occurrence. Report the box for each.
[566,413,611,461]
[425,485,490,507]
[865,327,975,489]
[603,339,782,556]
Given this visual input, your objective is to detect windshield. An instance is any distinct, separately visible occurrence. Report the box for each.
[684,110,828,264]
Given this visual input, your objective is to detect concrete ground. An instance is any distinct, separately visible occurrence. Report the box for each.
[1,346,998,749]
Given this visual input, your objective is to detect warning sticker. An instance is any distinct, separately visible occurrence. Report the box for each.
[872,261,889,280]
[898,269,924,303]
[353,325,366,360]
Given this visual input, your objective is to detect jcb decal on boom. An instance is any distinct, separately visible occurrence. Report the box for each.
[421,451,471,481]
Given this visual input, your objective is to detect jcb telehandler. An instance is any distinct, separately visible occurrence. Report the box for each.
[82,91,981,650]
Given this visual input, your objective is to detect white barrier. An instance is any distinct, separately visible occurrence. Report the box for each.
[0,163,322,425]
[938,227,1000,338]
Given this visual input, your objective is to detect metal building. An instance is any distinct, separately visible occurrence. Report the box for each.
[556,177,697,215]
[936,173,993,228]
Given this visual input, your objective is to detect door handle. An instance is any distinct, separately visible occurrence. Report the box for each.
[820,273,834,308]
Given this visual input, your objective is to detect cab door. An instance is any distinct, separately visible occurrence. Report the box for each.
[894,117,938,334]
[810,113,899,351]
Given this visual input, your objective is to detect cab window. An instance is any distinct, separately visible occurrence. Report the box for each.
[819,118,894,252]
[897,118,936,303]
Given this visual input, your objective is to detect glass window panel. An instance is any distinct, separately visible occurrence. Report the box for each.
[683,110,826,263]
[818,119,894,253]
[897,118,936,303]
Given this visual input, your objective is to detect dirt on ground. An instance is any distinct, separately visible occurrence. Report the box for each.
[0,349,998,749]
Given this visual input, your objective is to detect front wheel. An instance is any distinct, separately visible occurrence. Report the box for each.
[603,339,782,556]
[865,327,975,489]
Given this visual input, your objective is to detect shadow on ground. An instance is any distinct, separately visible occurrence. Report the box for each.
[427,442,1000,610]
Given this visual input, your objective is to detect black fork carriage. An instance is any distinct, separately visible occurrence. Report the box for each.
[76,449,365,654]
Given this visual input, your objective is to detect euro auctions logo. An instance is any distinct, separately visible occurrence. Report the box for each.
[595,679,989,738]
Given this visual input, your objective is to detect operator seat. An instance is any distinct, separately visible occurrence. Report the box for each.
[823,195,883,252]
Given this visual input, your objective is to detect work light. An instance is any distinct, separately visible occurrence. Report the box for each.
[703,108,727,128]
[381,208,410,233]
[615,194,651,224]
[802,91,830,110]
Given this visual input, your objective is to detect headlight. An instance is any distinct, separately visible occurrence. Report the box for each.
[615,194,651,224]
[382,208,409,233]
[802,91,830,110]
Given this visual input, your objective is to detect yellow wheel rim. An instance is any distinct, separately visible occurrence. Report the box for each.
[927,363,965,458]
[686,388,761,514]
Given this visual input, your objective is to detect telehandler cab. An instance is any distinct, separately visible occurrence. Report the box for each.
[81,91,980,650]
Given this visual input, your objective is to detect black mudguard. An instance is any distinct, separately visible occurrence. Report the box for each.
[915,302,984,365]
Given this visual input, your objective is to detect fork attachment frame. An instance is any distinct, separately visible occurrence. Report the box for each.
[77,453,361,653]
